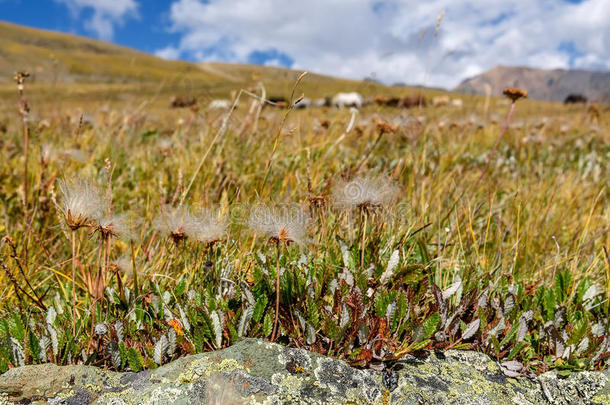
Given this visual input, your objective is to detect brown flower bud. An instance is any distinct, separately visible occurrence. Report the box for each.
[503,87,528,103]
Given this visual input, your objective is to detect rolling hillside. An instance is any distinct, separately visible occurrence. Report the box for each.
[455,65,610,102]
[0,21,403,100]
[0,21,219,85]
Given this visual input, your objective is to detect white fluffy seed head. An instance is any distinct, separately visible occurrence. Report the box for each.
[248,203,310,246]
[184,209,227,245]
[332,175,400,211]
[97,213,135,240]
[113,256,134,279]
[154,205,193,243]
[58,177,106,230]
[40,144,55,165]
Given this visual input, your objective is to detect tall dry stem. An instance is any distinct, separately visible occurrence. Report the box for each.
[14,72,31,266]
[71,230,77,334]
[271,240,281,342]
[260,71,308,194]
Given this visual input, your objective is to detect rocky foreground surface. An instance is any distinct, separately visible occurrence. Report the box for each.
[0,338,609,404]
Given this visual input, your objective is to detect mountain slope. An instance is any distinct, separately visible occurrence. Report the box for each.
[454,65,610,102]
[0,21,399,99]
[0,21,221,85]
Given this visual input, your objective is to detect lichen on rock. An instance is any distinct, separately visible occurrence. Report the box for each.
[0,339,608,404]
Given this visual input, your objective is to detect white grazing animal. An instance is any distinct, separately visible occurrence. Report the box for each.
[294,97,312,109]
[332,92,363,108]
[432,95,450,107]
[450,98,463,108]
[208,99,231,110]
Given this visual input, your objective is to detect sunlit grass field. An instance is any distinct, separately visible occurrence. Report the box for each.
[0,75,608,375]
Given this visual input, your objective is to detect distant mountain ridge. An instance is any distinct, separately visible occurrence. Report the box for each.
[454,65,610,102]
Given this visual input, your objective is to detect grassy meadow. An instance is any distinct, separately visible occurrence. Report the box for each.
[0,71,608,377]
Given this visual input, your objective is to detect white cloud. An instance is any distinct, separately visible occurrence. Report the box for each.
[157,0,610,88]
[155,46,181,60]
[56,0,139,40]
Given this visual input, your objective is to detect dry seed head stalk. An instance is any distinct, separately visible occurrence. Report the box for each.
[96,213,134,240]
[307,195,327,209]
[58,178,106,230]
[157,138,173,156]
[40,144,55,166]
[435,10,445,37]
[153,205,194,244]
[248,203,310,246]
[375,118,398,134]
[13,71,29,90]
[503,87,528,103]
[185,209,227,246]
[111,256,134,279]
[332,175,400,212]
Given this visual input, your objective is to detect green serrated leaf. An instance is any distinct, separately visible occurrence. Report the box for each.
[507,341,528,360]
[174,279,187,297]
[409,339,431,351]
[193,328,204,353]
[543,288,556,320]
[10,314,25,342]
[423,313,441,337]
[323,314,340,341]
[28,331,40,363]
[307,300,320,328]
[262,313,273,337]
[500,321,519,347]
[253,295,268,323]
[127,347,143,372]
[554,271,571,303]
[393,293,407,333]
[119,342,128,369]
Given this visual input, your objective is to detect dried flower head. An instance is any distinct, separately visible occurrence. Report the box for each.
[375,118,398,134]
[332,175,400,211]
[157,138,173,156]
[154,205,193,244]
[13,71,29,90]
[248,203,310,246]
[185,209,227,246]
[96,213,134,240]
[57,178,106,230]
[40,144,55,165]
[60,149,87,163]
[112,256,134,279]
[503,87,528,103]
[307,195,327,210]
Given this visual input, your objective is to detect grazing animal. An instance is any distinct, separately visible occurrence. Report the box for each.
[432,95,450,107]
[450,98,463,108]
[268,96,287,104]
[564,94,587,104]
[293,97,312,109]
[398,95,426,108]
[170,96,196,108]
[313,97,331,107]
[208,99,231,110]
[374,96,401,107]
[264,96,288,108]
[332,92,363,108]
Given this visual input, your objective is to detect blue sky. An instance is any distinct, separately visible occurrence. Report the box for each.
[0,0,175,54]
[0,0,608,88]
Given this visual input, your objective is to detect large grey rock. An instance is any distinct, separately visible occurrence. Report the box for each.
[0,338,608,404]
